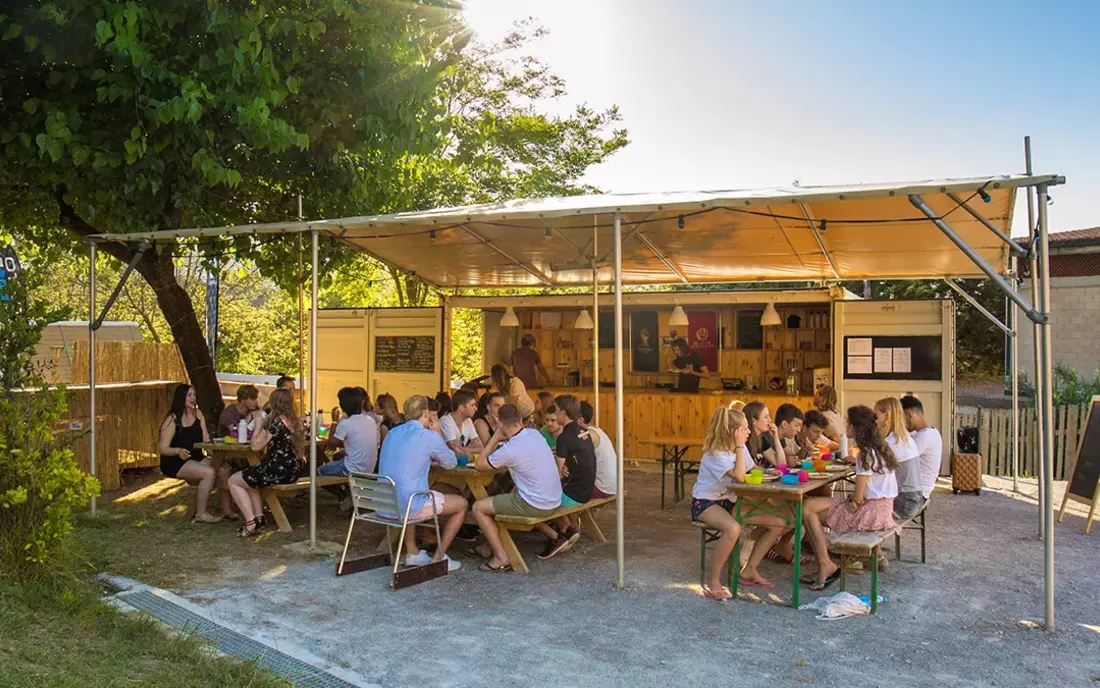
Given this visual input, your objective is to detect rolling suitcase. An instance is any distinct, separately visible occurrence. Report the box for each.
[952,452,984,495]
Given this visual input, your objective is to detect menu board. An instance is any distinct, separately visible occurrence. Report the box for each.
[374,336,435,373]
[1067,397,1100,504]
[736,310,764,350]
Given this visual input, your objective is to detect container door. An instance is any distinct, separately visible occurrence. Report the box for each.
[832,299,956,473]
[317,309,370,411]
[367,308,443,408]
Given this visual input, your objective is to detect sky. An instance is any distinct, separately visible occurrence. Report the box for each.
[461,0,1100,235]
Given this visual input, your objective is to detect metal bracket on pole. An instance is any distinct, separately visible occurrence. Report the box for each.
[91,246,147,331]
[799,204,841,280]
[909,194,1046,325]
[945,192,1028,257]
[944,278,1014,336]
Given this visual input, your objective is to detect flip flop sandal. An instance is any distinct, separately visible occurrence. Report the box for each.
[765,549,811,566]
[478,561,512,573]
[740,576,775,589]
[809,570,842,591]
[464,546,489,560]
[703,586,733,601]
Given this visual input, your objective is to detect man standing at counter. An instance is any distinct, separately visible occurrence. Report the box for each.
[670,338,709,393]
[508,334,551,389]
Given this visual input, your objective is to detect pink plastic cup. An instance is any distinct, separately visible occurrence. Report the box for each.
[798,470,810,483]
[775,464,789,475]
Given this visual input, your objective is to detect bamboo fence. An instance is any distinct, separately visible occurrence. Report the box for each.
[71,340,188,385]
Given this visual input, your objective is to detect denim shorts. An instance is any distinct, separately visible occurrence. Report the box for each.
[691,497,734,522]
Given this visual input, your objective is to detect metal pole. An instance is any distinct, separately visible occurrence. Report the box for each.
[309,229,319,548]
[1010,279,1019,492]
[88,240,97,516]
[1037,183,1055,632]
[1025,137,1044,539]
[297,194,306,413]
[593,215,600,427]
[613,212,625,589]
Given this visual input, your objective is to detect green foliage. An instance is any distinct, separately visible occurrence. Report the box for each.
[0,271,99,575]
[1018,365,1100,407]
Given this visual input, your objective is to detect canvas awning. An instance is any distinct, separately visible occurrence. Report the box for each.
[93,174,1063,287]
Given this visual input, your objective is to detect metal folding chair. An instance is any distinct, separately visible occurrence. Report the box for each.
[335,472,447,589]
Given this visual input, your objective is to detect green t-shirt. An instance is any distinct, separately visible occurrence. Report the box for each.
[539,426,557,451]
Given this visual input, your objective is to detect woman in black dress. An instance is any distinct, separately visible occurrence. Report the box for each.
[157,384,234,523]
[226,388,304,536]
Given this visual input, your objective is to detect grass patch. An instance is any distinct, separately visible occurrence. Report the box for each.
[0,576,289,687]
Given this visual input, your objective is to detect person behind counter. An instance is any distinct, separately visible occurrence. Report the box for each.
[491,363,535,420]
[669,338,709,393]
[508,333,552,390]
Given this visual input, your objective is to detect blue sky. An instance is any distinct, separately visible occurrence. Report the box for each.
[462,0,1100,234]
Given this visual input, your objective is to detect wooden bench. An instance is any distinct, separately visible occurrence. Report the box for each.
[494,496,617,574]
[261,475,347,532]
[828,504,928,614]
[692,521,728,587]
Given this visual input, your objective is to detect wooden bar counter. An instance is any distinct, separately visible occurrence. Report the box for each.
[538,387,814,462]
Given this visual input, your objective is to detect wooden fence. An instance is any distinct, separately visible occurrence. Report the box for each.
[71,340,188,385]
[954,404,1088,480]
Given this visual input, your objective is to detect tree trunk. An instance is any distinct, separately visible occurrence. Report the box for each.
[135,251,224,422]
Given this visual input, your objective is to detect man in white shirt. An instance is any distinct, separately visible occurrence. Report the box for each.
[901,395,944,500]
[579,401,616,498]
[439,389,483,457]
[322,387,379,476]
[471,404,562,572]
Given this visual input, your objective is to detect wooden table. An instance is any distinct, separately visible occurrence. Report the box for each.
[428,464,501,500]
[727,467,854,607]
[196,441,342,533]
[638,437,704,508]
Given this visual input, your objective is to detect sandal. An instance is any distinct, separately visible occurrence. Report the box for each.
[809,569,841,591]
[464,546,489,560]
[739,575,775,589]
[764,549,811,566]
[478,560,512,573]
[192,512,224,524]
[237,517,263,537]
[703,586,733,601]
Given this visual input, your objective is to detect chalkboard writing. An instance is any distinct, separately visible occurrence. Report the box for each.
[1068,397,1100,502]
[374,336,435,373]
[843,335,941,381]
[737,310,764,350]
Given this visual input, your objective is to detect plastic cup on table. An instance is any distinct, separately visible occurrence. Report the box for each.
[750,467,764,478]
[775,463,789,475]
[457,455,469,468]
[801,459,814,470]
[798,470,810,483]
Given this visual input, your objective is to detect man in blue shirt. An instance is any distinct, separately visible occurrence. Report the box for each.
[378,395,465,571]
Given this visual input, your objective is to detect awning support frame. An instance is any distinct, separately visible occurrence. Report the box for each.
[91,246,147,330]
[636,233,689,283]
[459,224,553,286]
[799,204,841,280]
[944,278,1014,336]
[945,192,1028,257]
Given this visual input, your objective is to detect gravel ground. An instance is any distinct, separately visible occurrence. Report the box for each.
[180,473,1100,688]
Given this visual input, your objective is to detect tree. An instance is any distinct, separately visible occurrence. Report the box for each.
[0,1,465,419]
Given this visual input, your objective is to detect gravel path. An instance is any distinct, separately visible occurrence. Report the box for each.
[182,473,1100,687]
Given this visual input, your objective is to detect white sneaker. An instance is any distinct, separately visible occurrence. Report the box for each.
[405,550,431,566]
[444,554,462,572]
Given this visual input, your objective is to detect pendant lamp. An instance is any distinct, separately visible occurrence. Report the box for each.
[669,305,689,327]
[501,306,519,327]
[574,309,594,329]
[761,302,781,327]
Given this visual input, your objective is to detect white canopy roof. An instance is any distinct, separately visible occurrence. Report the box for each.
[93,173,1063,287]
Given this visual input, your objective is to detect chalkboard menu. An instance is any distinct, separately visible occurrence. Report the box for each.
[843,335,941,381]
[374,336,435,373]
[737,310,764,350]
[1067,397,1100,503]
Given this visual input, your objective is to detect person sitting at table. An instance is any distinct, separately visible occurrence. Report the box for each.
[227,389,305,536]
[435,391,453,417]
[508,333,552,390]
[900,395,943,502]
[218,384,263,439]
[532,394,597,560]
[322,387,379,477]
[427,397,443,427]
[276,374,296,391]
[744,401,788,469]
[692,405,791,599]
[669,338,709,393]
[538,404,562,451]
[799,410,841,458]
[532,391,556,428]
[473,391,505,446]
[471,404,563,572]
[357,387,382,428]
[440,389,483,457]
[375,393,403,442]
[579,400,616,499]
[492,363,535,420]
[874,396,922,519]
[158,384,233,523]
[813,385,844,443]
[378,395,465,571]
[774,403,805,467]
[800,405,899,590]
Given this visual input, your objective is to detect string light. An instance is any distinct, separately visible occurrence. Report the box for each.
[677,214,685,229]
[545,227,552,240]
[429,229,436,241]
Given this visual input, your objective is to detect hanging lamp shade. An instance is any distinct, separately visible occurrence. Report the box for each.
[761,302,782,327]
[501,306,519,327]
[669,305,689,327]
[574,309,594,329]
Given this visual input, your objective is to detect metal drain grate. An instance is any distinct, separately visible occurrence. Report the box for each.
[121,590,358,688]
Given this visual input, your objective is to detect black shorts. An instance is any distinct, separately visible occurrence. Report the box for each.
[160,454,186,479]
[691,497,734,522]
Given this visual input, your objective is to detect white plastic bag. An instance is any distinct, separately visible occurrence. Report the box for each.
[798,591,870,620]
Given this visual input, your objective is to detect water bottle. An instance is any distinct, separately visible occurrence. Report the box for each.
[237,419,248,443]
[839,434,849,460]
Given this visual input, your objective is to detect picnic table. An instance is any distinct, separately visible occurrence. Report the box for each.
[638,437,704,508]
[196,441,344,533]
[428,464,501,500]
[727,466,855,607]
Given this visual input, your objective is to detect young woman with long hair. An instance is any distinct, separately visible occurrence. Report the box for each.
[743,401,788,469]
[375,393,403,443]
[533,390,556,428]
[800,405,900,590]
[875,396,922,518]
[157,384,233,523]
[691,406,791,600]
[813,385,843,442]
[226,389,305,536]
[473,391,505,446]
[491,363,535,420]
